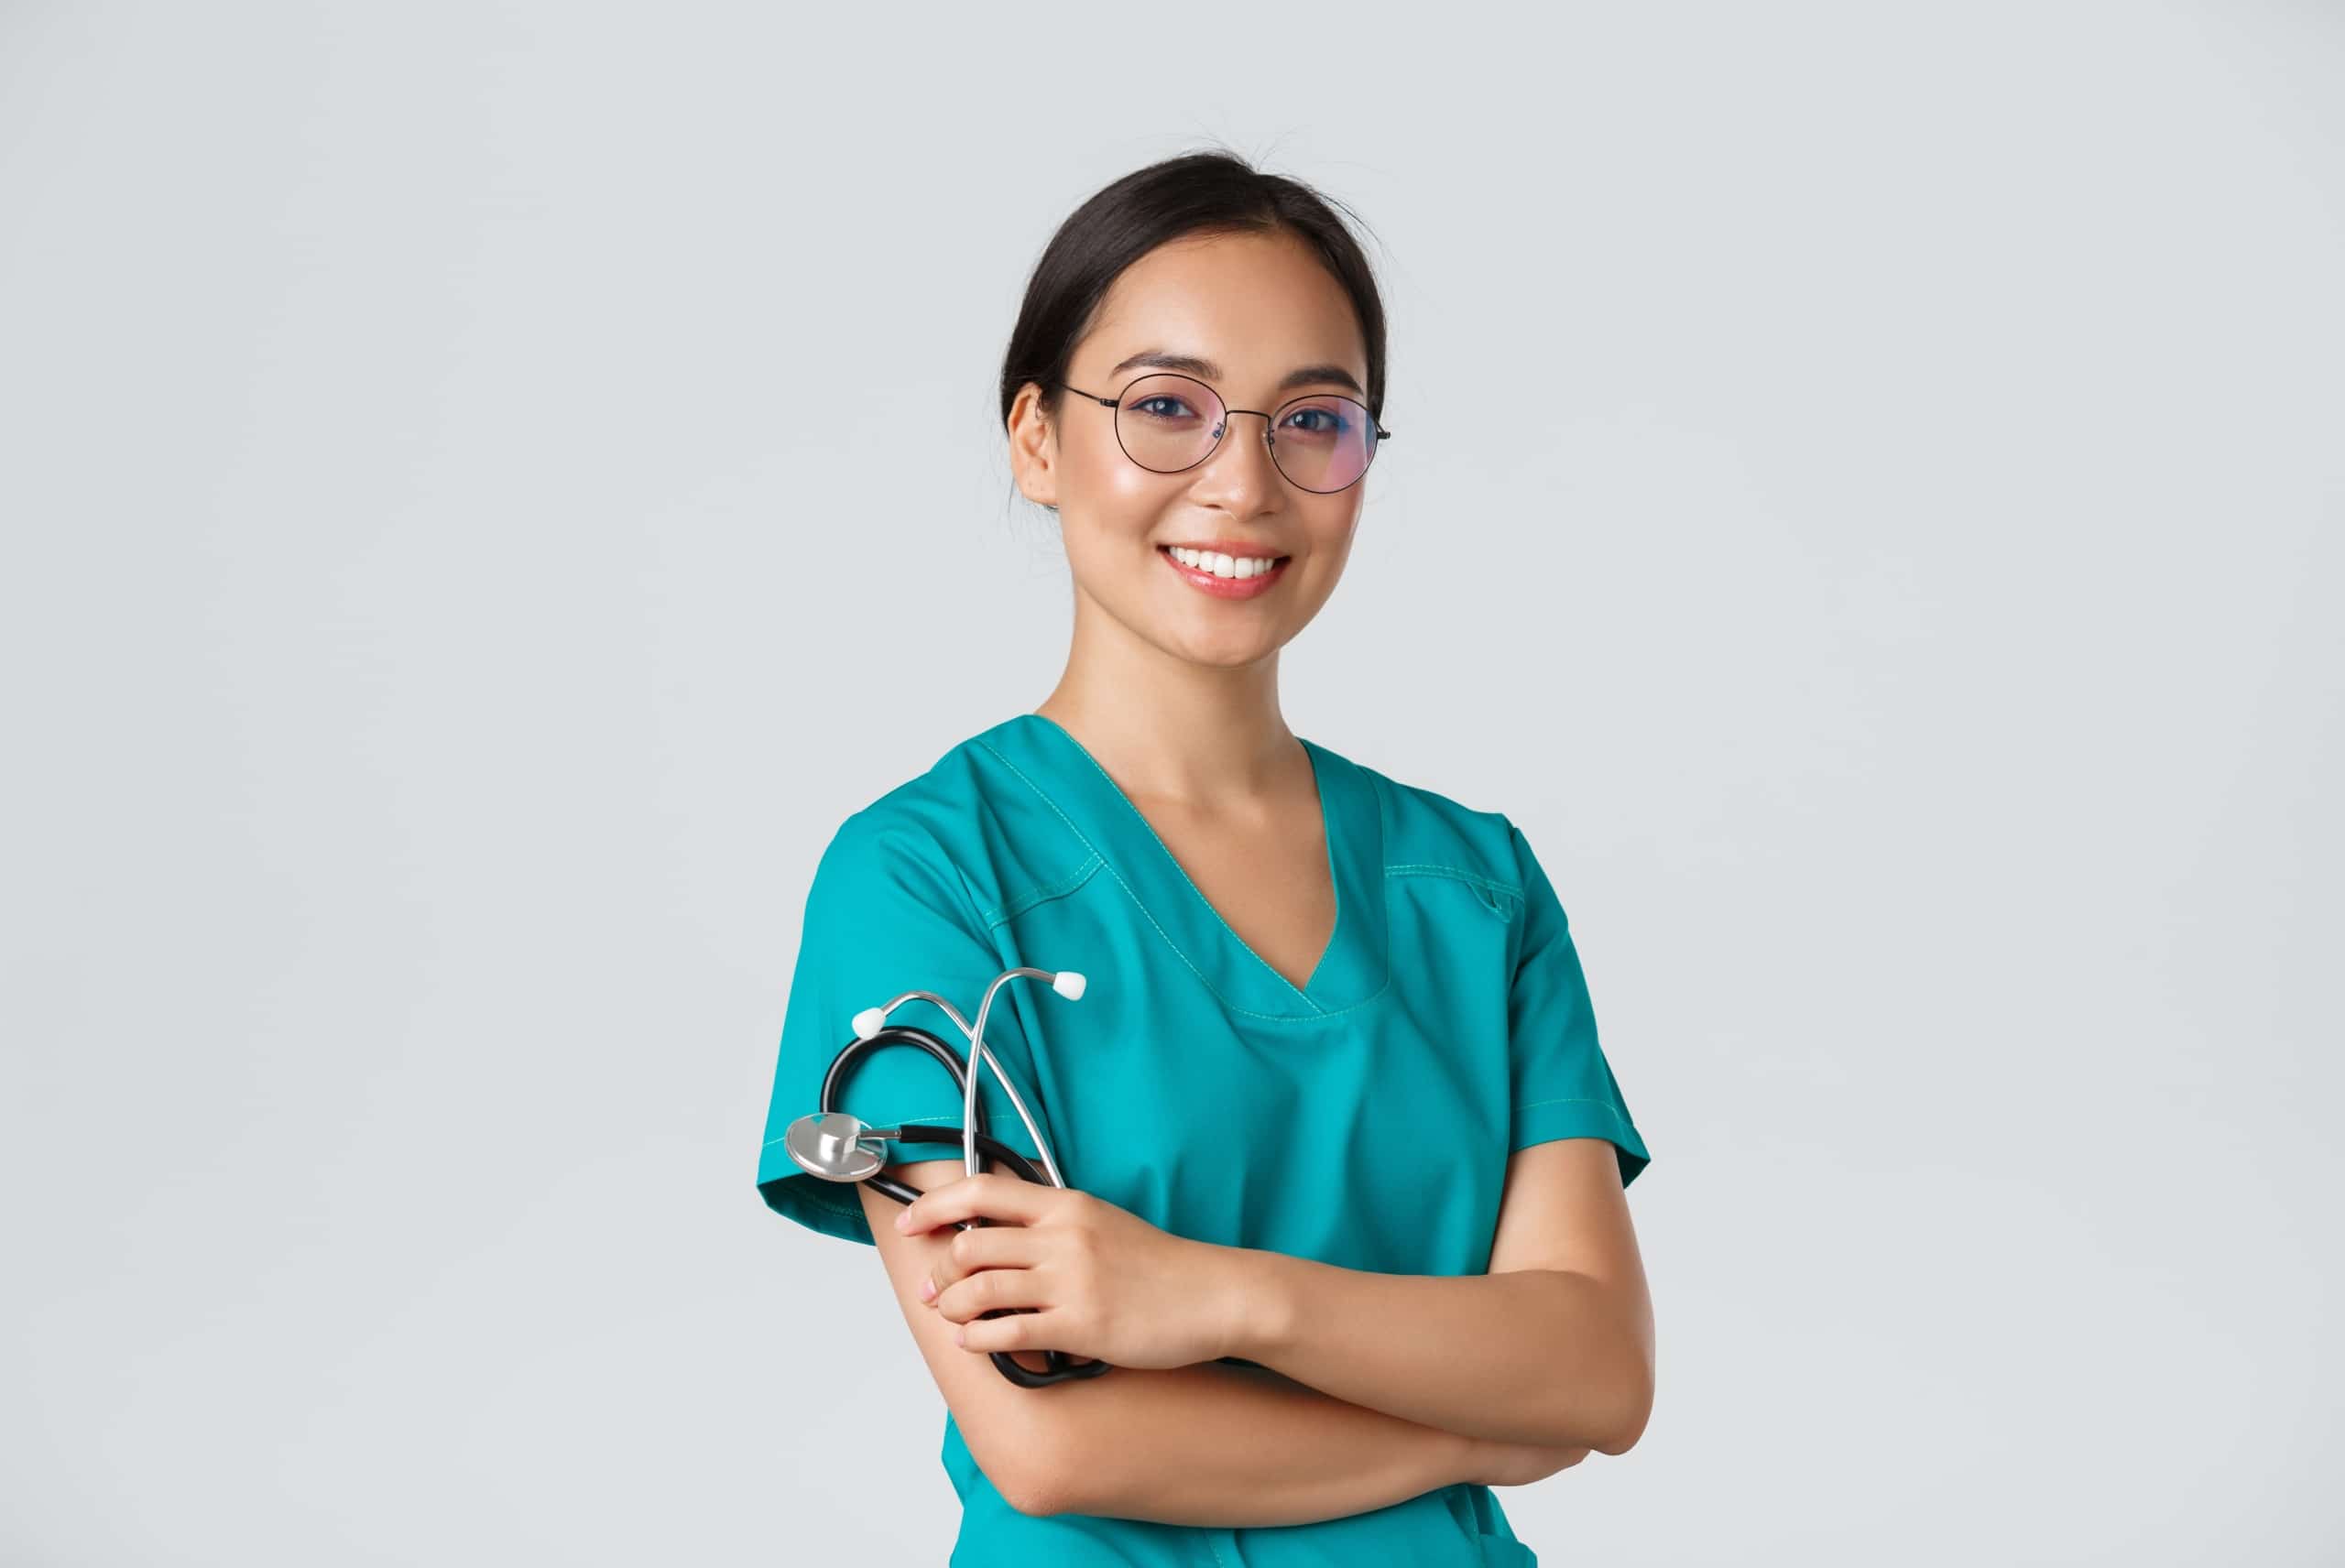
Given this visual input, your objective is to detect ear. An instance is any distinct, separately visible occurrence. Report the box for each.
[1006,382,1059,510]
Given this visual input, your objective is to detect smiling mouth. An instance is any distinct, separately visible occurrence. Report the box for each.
[1156,544,1292,573]
[1155,543,1292,597]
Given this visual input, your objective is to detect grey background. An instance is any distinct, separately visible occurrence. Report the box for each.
[4,3,2338,1563]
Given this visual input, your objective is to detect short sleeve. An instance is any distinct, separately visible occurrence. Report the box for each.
[754,808,1051,1247]
[1504,819,1652,1187]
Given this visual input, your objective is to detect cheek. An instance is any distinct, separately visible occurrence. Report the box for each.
[1056,436,1167,528]
[1290,504,1361,576]
[1061,477,1172,560]
[1093,458,1172,520]
[1056,423,1141,498]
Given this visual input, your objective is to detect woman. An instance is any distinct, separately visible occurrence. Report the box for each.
[754,149,1655,1567]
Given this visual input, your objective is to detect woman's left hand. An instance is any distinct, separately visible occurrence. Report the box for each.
[893,1173,1252,1371]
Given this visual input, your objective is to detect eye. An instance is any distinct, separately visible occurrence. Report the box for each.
[1282,405,1350,436]
[1130,395,1199,419]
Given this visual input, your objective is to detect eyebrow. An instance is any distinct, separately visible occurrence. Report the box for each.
[1107,350,1366,399]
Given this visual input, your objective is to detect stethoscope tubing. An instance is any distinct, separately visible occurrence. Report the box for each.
[819,1022,1110,1388]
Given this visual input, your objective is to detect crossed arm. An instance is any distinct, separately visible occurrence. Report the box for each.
[857,1137,1654,1526]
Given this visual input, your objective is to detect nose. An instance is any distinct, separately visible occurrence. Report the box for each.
[1204,406,1285,486]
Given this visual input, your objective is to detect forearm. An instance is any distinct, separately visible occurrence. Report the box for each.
[1232,1253,1650,1452]
[1039,1359,1476,1527]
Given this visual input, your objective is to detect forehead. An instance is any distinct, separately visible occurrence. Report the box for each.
[1079,230,1367,393]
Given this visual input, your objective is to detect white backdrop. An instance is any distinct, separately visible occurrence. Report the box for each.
[4,3,2339,1563]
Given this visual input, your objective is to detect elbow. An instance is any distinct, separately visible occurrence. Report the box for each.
[999,1470,1067,1519]
[987,1412,1085,1519]
[1000,1457,1076,1519]
[1588,1352,1655,1457]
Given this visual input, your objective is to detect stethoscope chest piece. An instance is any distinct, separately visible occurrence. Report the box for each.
[785,1110,885,1182]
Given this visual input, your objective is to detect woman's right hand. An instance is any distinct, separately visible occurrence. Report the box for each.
[1461,1435,1593,1488]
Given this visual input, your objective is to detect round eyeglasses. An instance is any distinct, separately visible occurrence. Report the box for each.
[1054,373,1392,495]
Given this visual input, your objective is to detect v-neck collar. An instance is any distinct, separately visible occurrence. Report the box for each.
[975,712,1389,1021]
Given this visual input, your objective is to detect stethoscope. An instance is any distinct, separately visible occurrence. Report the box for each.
[781,964,1113,1388]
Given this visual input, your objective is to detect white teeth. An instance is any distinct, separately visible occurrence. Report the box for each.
[1170,546,1282,578]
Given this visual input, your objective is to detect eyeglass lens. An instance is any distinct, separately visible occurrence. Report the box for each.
[1114,374,1378,493]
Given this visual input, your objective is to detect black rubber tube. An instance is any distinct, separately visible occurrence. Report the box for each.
[816,1022,1111,1388]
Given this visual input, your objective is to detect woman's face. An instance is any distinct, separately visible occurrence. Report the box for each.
[1010,229,1375,671]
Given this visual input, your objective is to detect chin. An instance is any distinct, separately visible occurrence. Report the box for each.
[1158,626,1283,670]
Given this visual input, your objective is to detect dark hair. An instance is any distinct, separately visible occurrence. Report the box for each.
[997,149,1390,443]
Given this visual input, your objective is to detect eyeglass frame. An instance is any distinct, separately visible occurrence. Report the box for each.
[1053,374,1393,495]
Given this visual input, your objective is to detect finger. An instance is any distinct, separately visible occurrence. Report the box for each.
[896,1171,1047,1236]
[894,1172,1051,1236]
[956,1304,1069,1356]
[924,1225,1048,1298]
[936,1265,1055,1323]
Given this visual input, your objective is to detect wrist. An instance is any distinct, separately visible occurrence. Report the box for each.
[1445,1428,1491,1489]
[1209,1243,1300,1364]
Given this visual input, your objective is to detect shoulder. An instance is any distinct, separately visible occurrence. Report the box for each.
[813,722,1091,926]
[1347,752,1581,972]
[1313,738,1532,903]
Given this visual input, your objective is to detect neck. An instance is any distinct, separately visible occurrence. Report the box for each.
[1034,590,1302,810]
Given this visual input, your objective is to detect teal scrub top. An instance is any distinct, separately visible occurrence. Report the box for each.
[755,712,1650,1568]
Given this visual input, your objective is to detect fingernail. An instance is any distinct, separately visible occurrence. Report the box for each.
[918,1278,936,1301]
[894,1210,911,1232]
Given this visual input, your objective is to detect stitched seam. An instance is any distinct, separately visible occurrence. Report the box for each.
[862,807,1046,974]
[1005,730,1332,1011]
[761,1149,861,1213]
[1230,965,1391,1025]
[774,1177,859,1217]
[768,1115,1034,1146]
[1515,1096,1636,1117]
[982,854,1105,927]
[1513,1097,1643,1145]
[976,735,1362,1023]
[1386,862,1523,901]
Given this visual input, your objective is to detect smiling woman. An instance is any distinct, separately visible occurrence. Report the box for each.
[753,147,1654,1568]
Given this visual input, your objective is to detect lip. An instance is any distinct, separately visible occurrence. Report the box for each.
[1157,542,1292,599]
